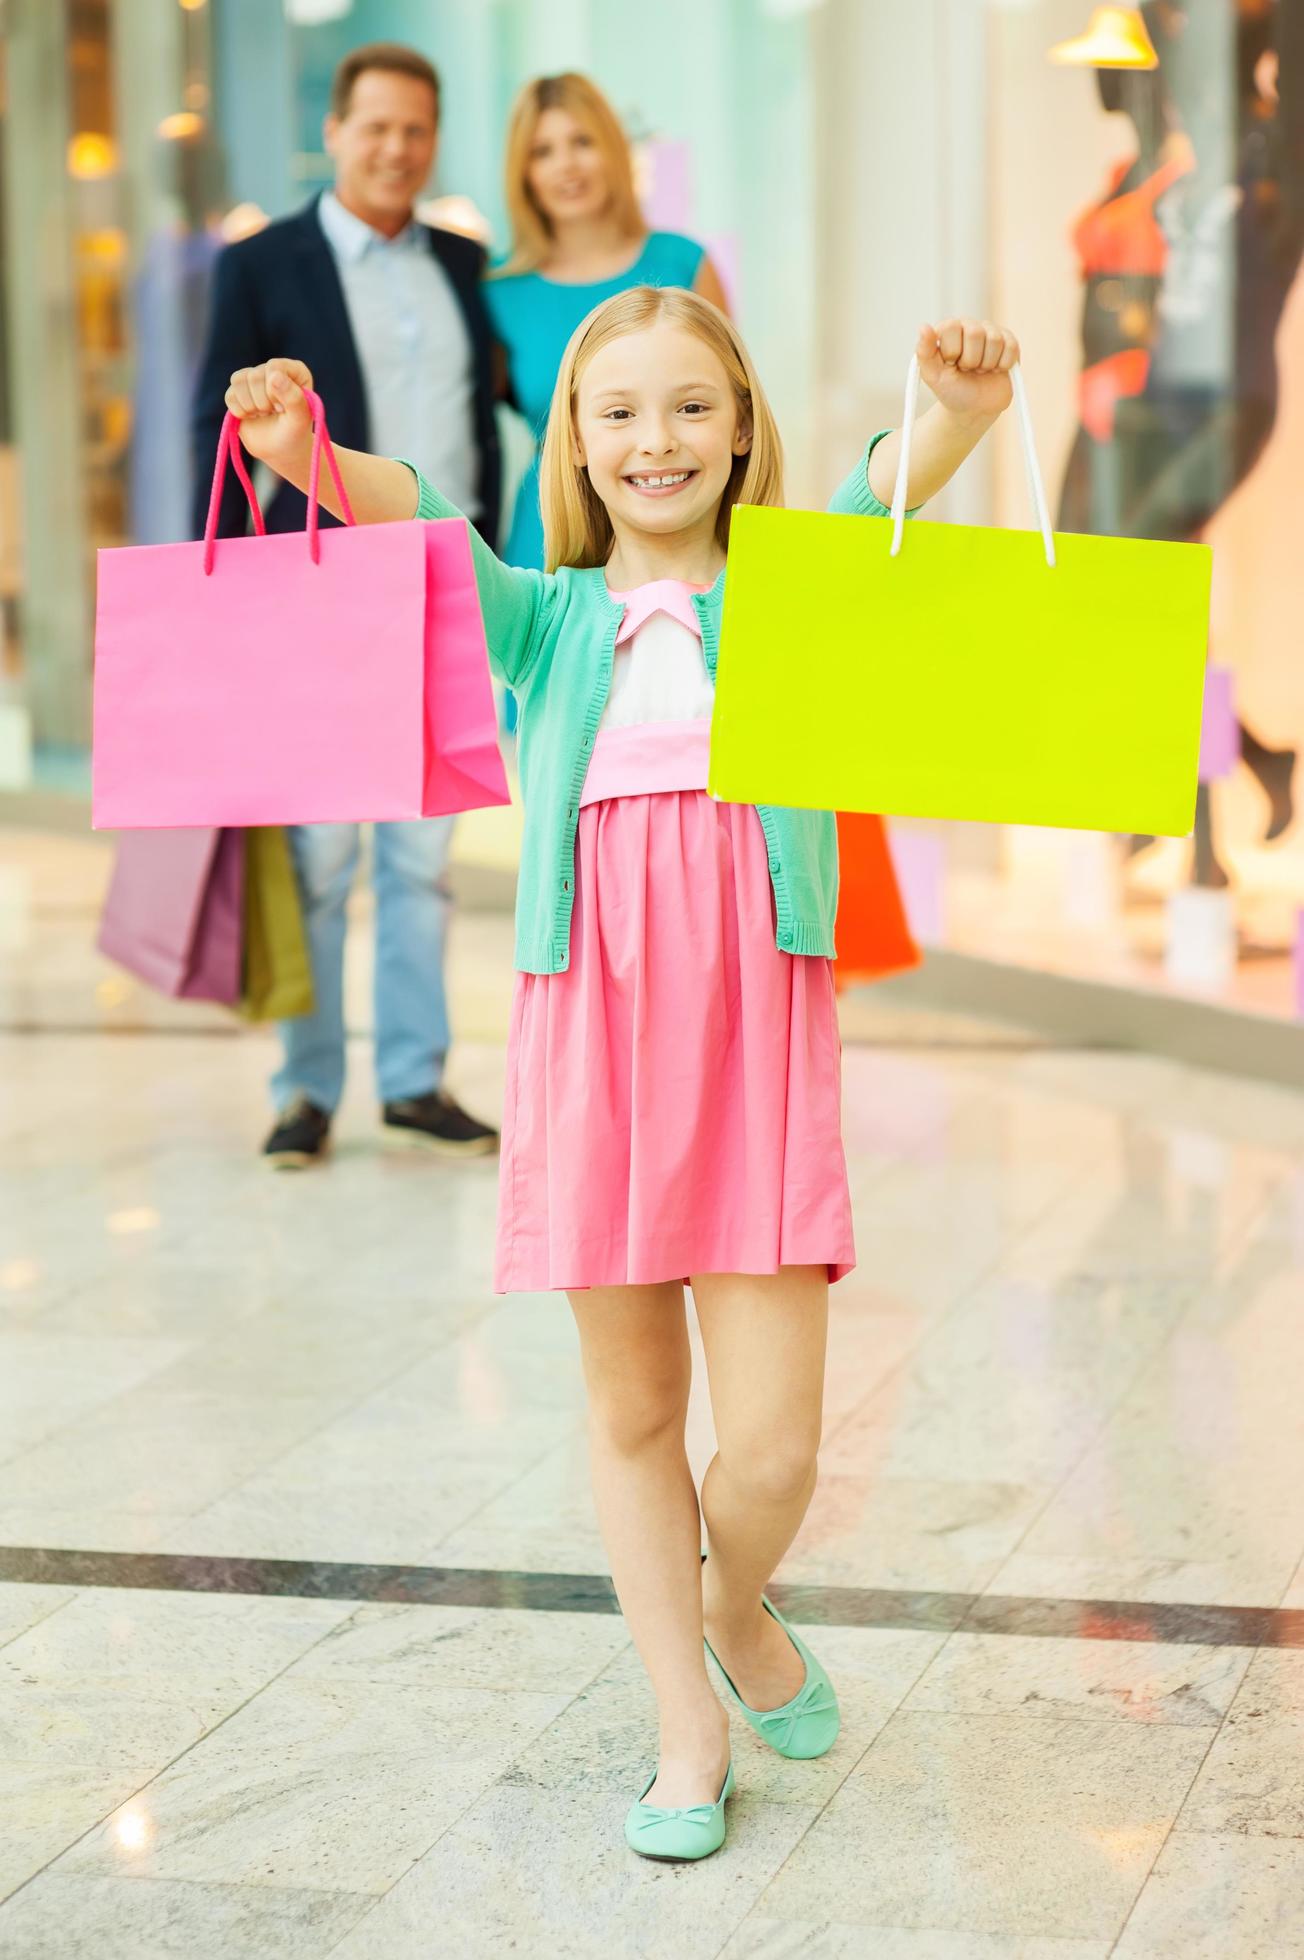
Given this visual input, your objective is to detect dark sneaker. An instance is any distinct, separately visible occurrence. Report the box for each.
[381,1090,499,1158]
[262,1096,332,1170]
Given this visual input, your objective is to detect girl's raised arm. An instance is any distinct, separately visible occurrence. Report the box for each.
[224,359,549,687]
[225,360,418,522]
[864,320,1019,510]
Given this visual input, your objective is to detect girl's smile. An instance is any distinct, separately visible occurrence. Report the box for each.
[623,469,700,497]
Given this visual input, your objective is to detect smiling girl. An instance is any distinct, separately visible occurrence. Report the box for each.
[223,293,1019,1860]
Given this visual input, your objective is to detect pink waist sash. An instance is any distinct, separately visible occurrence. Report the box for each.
[579,719,712,808]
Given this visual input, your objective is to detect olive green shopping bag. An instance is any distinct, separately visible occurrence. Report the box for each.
[237,826,314,1023]
[708,361,1212,835]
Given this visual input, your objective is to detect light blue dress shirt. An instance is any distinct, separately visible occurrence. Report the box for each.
[318,191,478,518]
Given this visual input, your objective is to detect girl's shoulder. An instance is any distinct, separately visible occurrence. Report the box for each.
[640,230,708,284]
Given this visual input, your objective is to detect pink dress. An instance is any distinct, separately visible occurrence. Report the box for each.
[494,580,855,1293]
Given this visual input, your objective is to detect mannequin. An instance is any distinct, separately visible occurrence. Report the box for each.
[1060,1,1304,882]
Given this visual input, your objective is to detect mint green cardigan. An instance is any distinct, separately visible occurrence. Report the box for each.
[406,438,896,975]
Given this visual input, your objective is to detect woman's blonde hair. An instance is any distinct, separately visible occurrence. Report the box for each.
[537,286,785,573]
[495,72,643,277]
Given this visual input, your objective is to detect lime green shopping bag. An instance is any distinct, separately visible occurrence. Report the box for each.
[708,362,1212,835]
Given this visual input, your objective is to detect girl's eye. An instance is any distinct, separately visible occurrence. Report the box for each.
[681,403,710,415]
[604,409,632,421]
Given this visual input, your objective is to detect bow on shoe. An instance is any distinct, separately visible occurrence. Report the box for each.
[631,1802,721,1834]
[753,1677,837,1753]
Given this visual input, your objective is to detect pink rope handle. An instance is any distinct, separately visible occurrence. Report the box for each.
[201,386,356,574]
[202,414,266,574]
[301,387,357,562]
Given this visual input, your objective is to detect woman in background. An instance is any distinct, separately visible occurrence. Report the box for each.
[485,72,729,579]
[485,71,918,978]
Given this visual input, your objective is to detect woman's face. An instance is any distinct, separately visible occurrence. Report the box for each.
[526,107,611,227]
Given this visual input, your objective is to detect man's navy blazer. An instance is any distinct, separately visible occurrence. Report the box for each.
[191,195,501,548]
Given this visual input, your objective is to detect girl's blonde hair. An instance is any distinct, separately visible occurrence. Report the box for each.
[495,72,643,278]
[538,286,785,573]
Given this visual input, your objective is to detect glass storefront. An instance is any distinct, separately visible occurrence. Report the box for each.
[911,0,1304,1023]
[0,0,817,763]
[1,0,223,773]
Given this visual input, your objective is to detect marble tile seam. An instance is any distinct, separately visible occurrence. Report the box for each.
[1104,1715,1236,1957]
[0,1595,367,1917]
[819,1125,1120,1467]
[3,1554,1303,1649]
[979,1155,1297,1608]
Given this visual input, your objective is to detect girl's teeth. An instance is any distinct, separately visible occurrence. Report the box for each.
[632,473,689,488]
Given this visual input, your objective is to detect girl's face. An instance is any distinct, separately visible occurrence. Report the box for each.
[573,324,752,544]
[527,107,610,227]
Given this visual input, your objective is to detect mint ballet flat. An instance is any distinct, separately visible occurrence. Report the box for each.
[624,1761,734,1861]
[705,1596,840,1760]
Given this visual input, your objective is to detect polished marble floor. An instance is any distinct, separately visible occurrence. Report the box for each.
[2,829,1304,1957]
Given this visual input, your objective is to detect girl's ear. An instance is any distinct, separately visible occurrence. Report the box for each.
[733,420,754,459]
[572,424,587,467]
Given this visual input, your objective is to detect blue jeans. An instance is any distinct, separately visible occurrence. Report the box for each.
[272,819,454,1116]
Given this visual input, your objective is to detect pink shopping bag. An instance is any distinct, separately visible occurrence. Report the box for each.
[92,391,510,829]
[97,826,244,1003]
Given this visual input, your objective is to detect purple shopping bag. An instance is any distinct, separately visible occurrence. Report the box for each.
[92,390,509,829]
[97,827,244,1003]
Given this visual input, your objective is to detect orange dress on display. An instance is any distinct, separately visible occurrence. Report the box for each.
[831,813,921,994]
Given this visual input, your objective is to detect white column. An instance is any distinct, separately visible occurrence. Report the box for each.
[0,0,93,749]
[811,0,990,519]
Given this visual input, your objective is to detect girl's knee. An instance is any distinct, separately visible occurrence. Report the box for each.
[718,1429,820,1506]
[588,1371,688,1457]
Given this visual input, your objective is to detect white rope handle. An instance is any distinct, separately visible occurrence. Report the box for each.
[889,355,1056,568]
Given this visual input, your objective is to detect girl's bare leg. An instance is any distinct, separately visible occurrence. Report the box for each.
[693,1265,829,1709]
[568,1282,729,1806]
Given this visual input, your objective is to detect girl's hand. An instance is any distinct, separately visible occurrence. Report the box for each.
[224,358,316,468]
[916,320,1019,424]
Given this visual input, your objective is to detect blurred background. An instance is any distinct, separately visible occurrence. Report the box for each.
[1,0,1302,1046]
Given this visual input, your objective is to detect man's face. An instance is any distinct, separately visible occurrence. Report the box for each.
[324,70,438,229]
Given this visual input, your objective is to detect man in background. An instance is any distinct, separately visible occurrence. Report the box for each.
[192,42,501,1169]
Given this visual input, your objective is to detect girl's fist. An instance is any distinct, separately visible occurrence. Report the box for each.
[916,320,1019,422]
[223,358,315,464]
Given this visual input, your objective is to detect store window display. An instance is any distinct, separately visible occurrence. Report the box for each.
[1060,0,1303,890]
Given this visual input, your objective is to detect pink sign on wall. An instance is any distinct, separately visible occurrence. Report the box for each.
[704,232,741,314]
[641,140,694,231]
[887,823,945,945]
[1198,667,1240,782]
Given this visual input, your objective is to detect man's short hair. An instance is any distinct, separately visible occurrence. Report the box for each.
[330,43,441,122]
